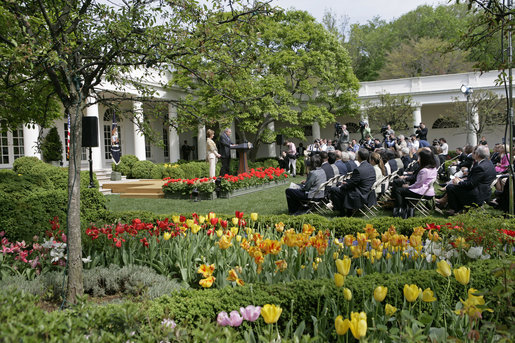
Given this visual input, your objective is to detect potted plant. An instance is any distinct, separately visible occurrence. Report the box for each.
[40,127,63,166]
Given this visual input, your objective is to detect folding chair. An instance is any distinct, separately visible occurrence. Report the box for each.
[405,179,436,217]
[358,176,386,218]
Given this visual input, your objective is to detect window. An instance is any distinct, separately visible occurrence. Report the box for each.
[145,135,151,159]
[163,127,169,158]
[432,118,459,129]
[345,123,360,133]
[11,126,24,160]
[0,131,8,164]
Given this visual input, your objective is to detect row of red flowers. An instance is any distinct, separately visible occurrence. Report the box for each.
[162,167,288,194]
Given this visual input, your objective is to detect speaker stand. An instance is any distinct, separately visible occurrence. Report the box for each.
[88,147,95,188]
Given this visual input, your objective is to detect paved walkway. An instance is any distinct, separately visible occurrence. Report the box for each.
[101,179,166,198]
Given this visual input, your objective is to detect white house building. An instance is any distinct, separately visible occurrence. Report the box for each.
[0,70,509,170]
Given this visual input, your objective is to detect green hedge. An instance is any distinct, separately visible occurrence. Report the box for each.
[147,258,510,331]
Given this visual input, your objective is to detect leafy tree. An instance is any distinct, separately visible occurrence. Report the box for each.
[362,93,415,134]
[378,37,474,79]
[444,89,505,143]
[321,9,349,43]
[40,127,63,162]
[0,0,271,303]
[172,10,360,159]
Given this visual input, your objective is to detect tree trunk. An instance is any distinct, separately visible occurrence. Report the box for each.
[66,100,84,304]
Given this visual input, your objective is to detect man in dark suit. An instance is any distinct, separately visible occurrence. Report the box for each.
[415,122,428,141]
[334,150,348,175]
[285,155,327,215]
[330,148,377,216]
[445,145,497,215]
[219,127,235,176]
[320,151,335,180]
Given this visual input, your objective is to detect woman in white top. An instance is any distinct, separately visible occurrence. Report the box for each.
[206,129,221,178]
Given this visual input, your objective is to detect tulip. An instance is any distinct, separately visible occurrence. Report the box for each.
[250,213,258,221]
[220,220,228,229]
[208,212,216,219]
[385,304,397,317]
[334,315,350,335]
[349,312,367,340]
[190,224,201,234]
[199,276,215,288]
[217,311,230,326]
[454,266,471,285]
[421,288,436,302]
[198,215,206,224]
[334,273,345,288]
[172,215,180,224]
[335,256,351,276]
[198,264,215,277]
[356,268,363,276]
[230,227,239,236]
[403,284,421,302]
[217,235,232,249]
[436,260,451,277]
[211,218,219,226]
[240,305,261,322]
[229,310,243,327]
[236,235,242,242]
[343,288,352,301]
[261,304,282,324]
[227,269,239,282]
[186,219,194,228]
[373,286,387,302]
[236,278,244,286]
[163,232,172,240]
[231,217,239,226]
[216,229,223,238]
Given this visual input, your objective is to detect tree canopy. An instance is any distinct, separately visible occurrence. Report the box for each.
[172,10,360,157]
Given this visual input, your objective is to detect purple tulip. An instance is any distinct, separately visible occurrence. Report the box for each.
[229,311,243,327]
[217,311,230,326]
[239,305,262,322]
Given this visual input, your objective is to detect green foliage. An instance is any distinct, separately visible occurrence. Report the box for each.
[40,127,63,162]
[363,92,415,132]
[179,161,209,179]
[150,164,164,179]
[131,160,155,179]
[116,155,139,178]
[12,156,44,175]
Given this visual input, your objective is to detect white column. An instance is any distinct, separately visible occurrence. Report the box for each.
[312,121,321,140]
[413,106,422,134]
[168,104,180,163]
[133,101,146,161]
[468,105,479,146]
[267,121,277,158]
[86,97,103,170]
[197,124,206,161]
[23,124,40,159]
[230,122,237,159]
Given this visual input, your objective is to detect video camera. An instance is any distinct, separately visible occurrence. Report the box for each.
[414,125,420,129]
[380,125,389,139]
[334,122,343,137]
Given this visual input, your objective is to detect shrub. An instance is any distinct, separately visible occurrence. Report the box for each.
[180,161,209,178]
[150,164,165,179]
[116,155,139,178]
[40,127,63,162]
[12,156,44,175]
[131,160,155,179]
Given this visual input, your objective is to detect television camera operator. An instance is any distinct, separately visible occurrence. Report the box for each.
[334,122,349,150]
[380,124,395,148]
[415,122,428,141]
[359,121,371,143]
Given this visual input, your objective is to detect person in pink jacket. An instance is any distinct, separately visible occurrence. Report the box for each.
[393,149,437,216]
[495,145,510,173]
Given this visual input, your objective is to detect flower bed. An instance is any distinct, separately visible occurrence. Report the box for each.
[161,167,289,199]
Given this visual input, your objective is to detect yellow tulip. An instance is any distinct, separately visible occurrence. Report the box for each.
[190,224,201,234]
[231,217,239,226]
[227,269,239,282]
[436,260,451,277]
[403,284,421,302]
[261,304,282,324]
[186,219,194,227]
[335,256,351,276]
[421,288,437,302]
[334,273,345,288]
[216,229,223,238]
[356,268,363,276]
[172,215,180,224]
[217,235,232,250]
[208,212,216,219]
[199,276,215,288]
[334,316,350,335]
[230,227,239,236]
[198,215,206,224]
[385,304,397,317]
[373,286,387,302]
[343,288,352,301]
[349,312,367,339]
[236,235,242,242]
[454,266,471,285]
[250,213,258,221]
[163,232,172,240]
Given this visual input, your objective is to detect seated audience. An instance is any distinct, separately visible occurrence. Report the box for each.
[392,149,437,217]
[334,150,348,175]
[329,149,376,217]
[284,155,327,215]
[495,145,510,173]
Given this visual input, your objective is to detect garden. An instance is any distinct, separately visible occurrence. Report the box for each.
[0,157,513,342]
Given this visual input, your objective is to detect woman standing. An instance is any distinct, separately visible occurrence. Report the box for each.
[206,129,221,178]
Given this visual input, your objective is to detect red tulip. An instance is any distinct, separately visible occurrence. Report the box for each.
[220,220,228,228]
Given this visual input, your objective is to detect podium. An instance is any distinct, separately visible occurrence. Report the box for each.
[233,142,253,175]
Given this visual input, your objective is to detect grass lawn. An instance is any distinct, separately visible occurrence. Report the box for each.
[106,183,292,215]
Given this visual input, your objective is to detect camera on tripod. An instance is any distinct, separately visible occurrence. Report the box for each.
[334,122,343,137]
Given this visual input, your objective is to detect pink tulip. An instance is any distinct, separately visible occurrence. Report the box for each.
[229,311,243,327]
[240,305,262,322]
[217,311,230,326]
